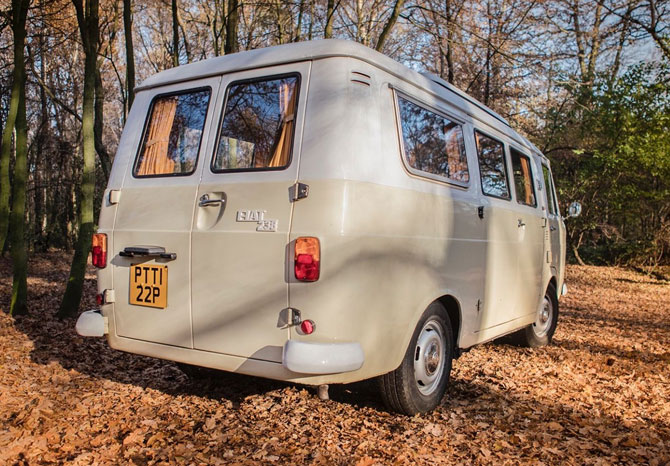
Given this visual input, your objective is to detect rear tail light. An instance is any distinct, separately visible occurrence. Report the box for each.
[300,319,315,335]
[92,233,107,268]
[294,237,320,282]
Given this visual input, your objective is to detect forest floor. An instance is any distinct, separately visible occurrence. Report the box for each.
[1,253,669,465]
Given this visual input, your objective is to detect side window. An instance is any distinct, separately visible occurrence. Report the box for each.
[134,89,211,177]
[510,148,536,207]
[542,164,558,215]
[213,75,299,171]
[397,95,469,184]
[475,131,510,199]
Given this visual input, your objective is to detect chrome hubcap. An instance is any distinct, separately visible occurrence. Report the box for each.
[533,296,553,337]
[413,320,446,396]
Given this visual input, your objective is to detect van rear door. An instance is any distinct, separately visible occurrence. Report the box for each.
[191,63,311,363]
[112,78,220,348]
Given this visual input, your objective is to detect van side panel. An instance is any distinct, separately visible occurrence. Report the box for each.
[288,58,487,382]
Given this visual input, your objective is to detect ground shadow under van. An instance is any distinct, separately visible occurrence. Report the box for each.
[8,288,386,410]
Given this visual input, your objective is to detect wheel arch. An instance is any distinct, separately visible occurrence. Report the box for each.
[436,294,462,351]
[547,275,558,299]
[382,290,464,380]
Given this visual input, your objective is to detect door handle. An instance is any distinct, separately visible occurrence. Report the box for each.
[120,246,177,260]
[199,194,225,207]
[550,226,557,231]
[518,219,526,228]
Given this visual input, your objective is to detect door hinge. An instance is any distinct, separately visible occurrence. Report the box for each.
[290,182,309,201]
[476,299,482,313]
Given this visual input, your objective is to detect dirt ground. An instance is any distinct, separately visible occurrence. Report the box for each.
[1,253,669,465]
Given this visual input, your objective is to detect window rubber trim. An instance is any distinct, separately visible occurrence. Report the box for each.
[132,86,213,179]
[509,146,538,208]
[393,89,471,188]
[210,72,301,174]
[474,128,512,201]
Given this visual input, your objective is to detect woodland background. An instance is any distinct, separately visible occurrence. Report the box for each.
[0,0,669,316]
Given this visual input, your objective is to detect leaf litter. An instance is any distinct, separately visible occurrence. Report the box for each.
[0,253,669,464]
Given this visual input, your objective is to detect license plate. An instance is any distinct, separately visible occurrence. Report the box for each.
[130,264,167,308]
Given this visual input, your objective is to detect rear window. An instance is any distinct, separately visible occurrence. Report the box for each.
[511,148,536,207]
[475,131,510,199]
[134,88,210,177]
[397,95,469,184]
[212,75,299,171]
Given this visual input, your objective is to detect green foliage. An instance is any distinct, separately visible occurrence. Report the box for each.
[550,63,670,266]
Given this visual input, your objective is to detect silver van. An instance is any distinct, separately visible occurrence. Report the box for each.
[76,39,577,414]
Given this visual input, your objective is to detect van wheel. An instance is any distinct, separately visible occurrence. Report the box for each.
[509,284,559,348]
[378,302,453,415]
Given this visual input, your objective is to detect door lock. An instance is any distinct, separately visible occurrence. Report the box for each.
[518,219,526,228]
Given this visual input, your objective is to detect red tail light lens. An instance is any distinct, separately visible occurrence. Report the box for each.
[92,233,107,268]
[295,237,320,282]
[300,319,315,335]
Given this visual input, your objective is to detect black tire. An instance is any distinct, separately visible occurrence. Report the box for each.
[508,283,559,348]
[378,302,454,415]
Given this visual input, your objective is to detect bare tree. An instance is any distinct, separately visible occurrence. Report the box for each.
[325,0,337,38]
[225,0,239,54]
[59,0,99,318]
[5,0,31,315]
[171,0,179,66]
[124,0,135,109]
[0,0,29,255]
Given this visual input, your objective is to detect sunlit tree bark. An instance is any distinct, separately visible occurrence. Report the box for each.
[375,0,404,51]
[7,0,31,316]
[58,0,99,318]
[124,0,135,109]
[0,1,30,256]
[225,0,239,54]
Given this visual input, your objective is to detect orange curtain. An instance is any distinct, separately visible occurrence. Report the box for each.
[136,98,178,176]
[269,82,297,168]
[521,158,533,204]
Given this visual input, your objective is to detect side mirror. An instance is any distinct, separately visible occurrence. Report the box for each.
[567,201,582,219]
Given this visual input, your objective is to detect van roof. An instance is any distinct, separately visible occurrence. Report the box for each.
[137,39,543,157]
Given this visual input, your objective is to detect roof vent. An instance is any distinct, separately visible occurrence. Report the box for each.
[351,71,371,87]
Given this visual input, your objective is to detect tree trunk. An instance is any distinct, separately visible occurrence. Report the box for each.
[123,0,135,110]
[171,0,179,67]
[572,244,586,266]
[308,0,314,40]
[0,75,18,254]
[8,0,31,316]
[94,61,111,182]
[325,0,335,38]
[0,1,29,254]
[375,0,404,52]
[59,0,99,319]
[294,0,306,42]
[444,0,454,84]
[224,0,239,54]
[35,17,48,251]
